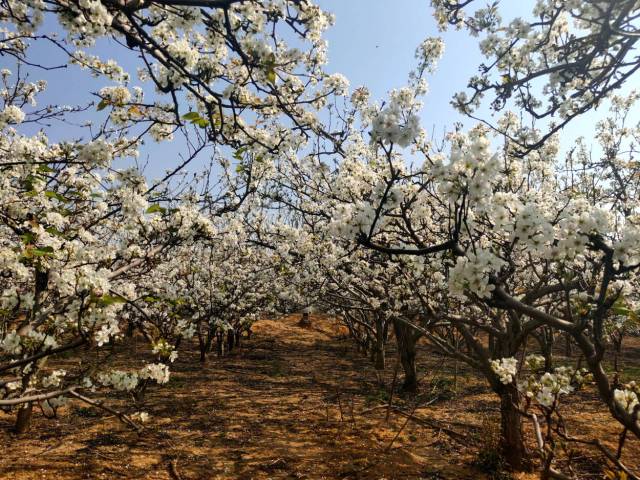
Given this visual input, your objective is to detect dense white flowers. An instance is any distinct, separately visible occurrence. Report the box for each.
[324,73,350,96]
[0,331,21,355]
[491,357,518,385]
[0,105,25,128]
[98,86,131,106]
[370,107,420,148]
[524,354,545,371]
[449,250,505,299]
[139,363,170,384]
[77,139,113,167]
[415,37,444,73]
[42,370,66,388]
[98,371,139,391]
[614,386,639,416]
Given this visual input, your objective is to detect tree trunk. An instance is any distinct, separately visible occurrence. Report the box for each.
[14,403,33,434]
[299,311,311,326]
[227,330,235,353]
[197,322,208,363]
[374,346,385,371]
[535,329,554,372]
[498,385,527,470]
[393,319,419,392]
[373,317,386,371]
[216,332,224,357]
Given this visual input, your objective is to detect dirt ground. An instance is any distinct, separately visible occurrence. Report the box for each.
[1,315,639,479]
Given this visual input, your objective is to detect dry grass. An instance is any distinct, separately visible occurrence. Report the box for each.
[0,315,638,479]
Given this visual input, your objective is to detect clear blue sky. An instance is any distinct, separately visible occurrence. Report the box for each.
[318,0,474,133]
[12,1,639,179]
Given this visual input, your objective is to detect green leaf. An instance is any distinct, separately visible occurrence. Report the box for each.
[20,232,35,245]
[233,147,247,160]
[235,164,245,173]
[182,112,209,128]
[98,294,127,306]
[181,111,201,121]
[146,204,166,214]
[266,68,276,85]
[37,165,55,173]
[44,190,68,202]
[265,52,277,84]
[45,227,64,237]
[31,246,55,257]
[96,99,110,111]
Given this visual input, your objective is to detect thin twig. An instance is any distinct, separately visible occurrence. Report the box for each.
[384,401,419,452]
[68,389,142,433]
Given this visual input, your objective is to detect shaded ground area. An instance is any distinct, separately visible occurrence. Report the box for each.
[1,315,639,479]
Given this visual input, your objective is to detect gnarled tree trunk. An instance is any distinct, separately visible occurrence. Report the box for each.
[392,318,420,392]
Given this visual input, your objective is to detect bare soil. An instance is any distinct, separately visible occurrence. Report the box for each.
[1,315,638,479]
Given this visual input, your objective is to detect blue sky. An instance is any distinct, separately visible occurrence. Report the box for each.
[318,0,472,132]
[12,1,639,180]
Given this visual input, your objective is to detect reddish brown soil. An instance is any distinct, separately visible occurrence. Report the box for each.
[0,315,638,479]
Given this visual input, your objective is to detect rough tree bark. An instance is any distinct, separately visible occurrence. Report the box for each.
[14,403,32,434]
[498,384,527,470]
[392,318,421,392]
[227,330,235,353]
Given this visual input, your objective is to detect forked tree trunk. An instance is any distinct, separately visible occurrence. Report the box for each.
[14,403,33,434]
[498,385,527,470]
[393,319,419,392]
